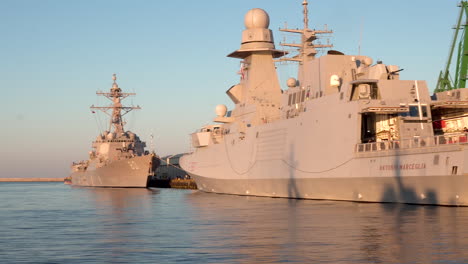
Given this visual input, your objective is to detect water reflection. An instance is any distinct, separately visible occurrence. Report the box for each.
[88,187,157,213]
[78,188,160,263]
[3,184,468,263]
[187,192,468,263]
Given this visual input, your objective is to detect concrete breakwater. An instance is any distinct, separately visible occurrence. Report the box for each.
[0,177,197,189]
[0,178,64,182]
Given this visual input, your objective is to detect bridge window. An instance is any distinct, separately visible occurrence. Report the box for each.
[409,106,419,117]
[403,105,428,118]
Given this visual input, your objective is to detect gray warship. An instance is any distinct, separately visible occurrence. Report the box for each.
[180,1,468,205]
[70,74,159,187]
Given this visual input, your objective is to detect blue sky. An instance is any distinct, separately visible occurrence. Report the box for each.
[0,0,459,178]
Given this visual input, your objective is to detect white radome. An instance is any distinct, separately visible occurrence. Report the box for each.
[244,8,269,29]
[215,104,228,117]
[287,78,297,88]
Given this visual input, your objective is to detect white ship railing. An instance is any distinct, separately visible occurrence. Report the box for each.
[355,133,468,153]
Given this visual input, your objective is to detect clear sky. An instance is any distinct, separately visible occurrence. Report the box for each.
[0,0,459,178]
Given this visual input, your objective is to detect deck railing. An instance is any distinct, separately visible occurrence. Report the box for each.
[355,133,468,153]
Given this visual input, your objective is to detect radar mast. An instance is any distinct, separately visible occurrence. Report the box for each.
[90,74,141,134]
[278,0,333,63]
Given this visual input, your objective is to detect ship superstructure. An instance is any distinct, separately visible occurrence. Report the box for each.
[180,1,468,205]
[70,74,159,187]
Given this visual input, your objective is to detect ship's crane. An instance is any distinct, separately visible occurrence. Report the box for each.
[435,1,468,92]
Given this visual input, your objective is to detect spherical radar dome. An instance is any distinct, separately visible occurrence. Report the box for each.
[215,104,228,117]
[244,8,270,29]
[287,78,297,88]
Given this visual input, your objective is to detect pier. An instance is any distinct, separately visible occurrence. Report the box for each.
[169,179,197,189]
[147,178,197,189]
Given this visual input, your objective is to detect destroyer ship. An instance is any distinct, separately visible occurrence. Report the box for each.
[180,1,468,205]
[70,74,159,187]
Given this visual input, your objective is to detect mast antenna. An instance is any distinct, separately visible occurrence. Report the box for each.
[358,19,363,55]
[303,0,309,30]
[277,0,333,63]
[150,131,155,153]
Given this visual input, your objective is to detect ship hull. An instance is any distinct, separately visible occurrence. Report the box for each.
[71,155,155,188]
[187,172,468,206]
[180,114,468,206]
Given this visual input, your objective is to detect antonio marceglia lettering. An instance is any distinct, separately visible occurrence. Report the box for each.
[379,163,426,171]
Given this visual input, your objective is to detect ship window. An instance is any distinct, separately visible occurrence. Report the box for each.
[370,84,379,99]
[409,106,419,117]
[421,106,428,117]
[406,105,428,117]
[452,166,458,175]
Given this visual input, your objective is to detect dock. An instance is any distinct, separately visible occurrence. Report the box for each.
[169,179,197,189]
[147,178,197,189]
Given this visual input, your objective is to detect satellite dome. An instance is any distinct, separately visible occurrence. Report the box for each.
[215,104,228,117]
[244,8,270,29]
[363,57,373,66]
[287,78,297,88]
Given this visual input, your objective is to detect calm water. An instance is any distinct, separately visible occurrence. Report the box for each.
[1,183,468,263]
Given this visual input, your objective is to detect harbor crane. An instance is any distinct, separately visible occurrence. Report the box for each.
[435,1,468,92]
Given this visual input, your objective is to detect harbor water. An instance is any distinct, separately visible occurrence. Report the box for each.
[1,182,468,263]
